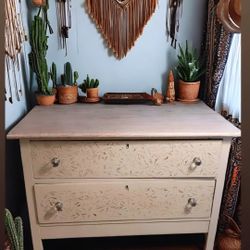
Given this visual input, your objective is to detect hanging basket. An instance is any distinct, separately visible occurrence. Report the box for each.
[32,0,46,7]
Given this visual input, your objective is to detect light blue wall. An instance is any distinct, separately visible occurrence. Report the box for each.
[46,0,207,96]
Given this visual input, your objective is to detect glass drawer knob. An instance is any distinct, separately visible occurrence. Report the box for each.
[51,157,60,167]
[185,198,197,211]
[189,157,202,170]
[54,202,63,212]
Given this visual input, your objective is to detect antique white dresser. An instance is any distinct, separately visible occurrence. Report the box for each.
[7,102,240,250]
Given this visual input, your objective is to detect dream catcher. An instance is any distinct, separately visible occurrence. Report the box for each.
[5,0,26,103]
[56,0,72,55]
[166,0,183,49]
[85,0,158,59]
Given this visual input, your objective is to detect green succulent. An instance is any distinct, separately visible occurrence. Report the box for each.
[4,209,23,250]
[79,74,99,93]
[176,41,205,82]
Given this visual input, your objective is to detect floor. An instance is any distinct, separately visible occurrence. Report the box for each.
[43,234,205,250]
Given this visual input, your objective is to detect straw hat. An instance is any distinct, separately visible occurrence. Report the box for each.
[216,0,241,33]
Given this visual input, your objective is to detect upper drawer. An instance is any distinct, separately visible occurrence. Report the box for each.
[34,179,215,224]
[30,140,222,179]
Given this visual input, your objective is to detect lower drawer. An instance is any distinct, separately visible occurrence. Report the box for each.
[34,180,215,224]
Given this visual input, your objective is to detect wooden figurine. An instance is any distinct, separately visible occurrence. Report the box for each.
[151,88,164,106]
[166,70,175,103]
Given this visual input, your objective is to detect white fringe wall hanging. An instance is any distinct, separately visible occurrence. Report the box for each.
[5,0,26,103]
[56,0,72,55]
[85,0,158,59]
[166,0,183,49]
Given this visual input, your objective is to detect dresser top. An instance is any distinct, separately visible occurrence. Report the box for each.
[7,102,240,140]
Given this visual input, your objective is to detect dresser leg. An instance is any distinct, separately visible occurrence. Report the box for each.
[31,237,43,250]
[204,139,232,250]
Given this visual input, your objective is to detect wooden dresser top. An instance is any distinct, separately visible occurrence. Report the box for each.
[7,102,240,140]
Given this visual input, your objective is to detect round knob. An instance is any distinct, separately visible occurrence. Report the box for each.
[185,198,197,211]
[54,202,63,212]
[51,157,60,167]
[189,157,202,170]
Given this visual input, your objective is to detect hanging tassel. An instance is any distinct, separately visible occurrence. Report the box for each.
[85,0,158,59]
[166,0,183,49]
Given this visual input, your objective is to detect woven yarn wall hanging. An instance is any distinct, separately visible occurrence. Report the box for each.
[85,0,158,59]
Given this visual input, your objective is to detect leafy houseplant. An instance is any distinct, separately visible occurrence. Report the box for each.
[57,62,79,104]
[29,2,54,106]
[176,41,205,102]
[79,74,99,100]
[4,209,23,250]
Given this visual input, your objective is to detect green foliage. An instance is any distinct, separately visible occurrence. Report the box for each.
[50,62,57,88]
[4,209,23,250]
[28,6,53,95]
[78,74,99,93]
[176,41,205,82]
[61,62,78,86]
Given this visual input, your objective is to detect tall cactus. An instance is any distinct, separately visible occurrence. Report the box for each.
[29,6,52,95]
[4,209,24,250]
[61,62,78,86]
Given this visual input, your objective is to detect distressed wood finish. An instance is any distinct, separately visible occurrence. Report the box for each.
[7,102,240,140]
[31,140,222,178]
[34,180,215,224]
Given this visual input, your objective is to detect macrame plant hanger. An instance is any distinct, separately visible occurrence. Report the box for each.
[85,0,158,59]
[5,0,26,103]
[166,0,183,49]
[56,0,72,55]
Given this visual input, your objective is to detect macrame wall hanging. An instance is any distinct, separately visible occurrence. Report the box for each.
[56,0,72,55]
[5,0,26,103]
[85,0,158,59]
[166,0,183,49]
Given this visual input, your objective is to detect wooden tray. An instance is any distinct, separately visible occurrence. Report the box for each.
[103,92,152,104]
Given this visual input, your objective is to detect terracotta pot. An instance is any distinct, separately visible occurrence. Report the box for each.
[32,0,46,6]
[86,88,99,98]
[36,94,55,106]
[57,85,78,104]
[178,80,200,103]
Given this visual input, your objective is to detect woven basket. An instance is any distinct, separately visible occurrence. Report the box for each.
[216,215,241,250]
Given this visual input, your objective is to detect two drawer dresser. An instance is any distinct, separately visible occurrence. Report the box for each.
[7,102,240,250]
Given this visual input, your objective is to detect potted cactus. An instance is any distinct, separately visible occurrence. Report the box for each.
[4,209,23,250]
[57,62,79,104]
[29,3,54,106]
[176,41,205,102]
[79,74,99,101]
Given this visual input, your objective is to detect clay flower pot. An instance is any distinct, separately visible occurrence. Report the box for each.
[57,85,78,104]
[36,94,55,106]
[32,0,46,6]
[177,80,200,103]
[86,88,99,99]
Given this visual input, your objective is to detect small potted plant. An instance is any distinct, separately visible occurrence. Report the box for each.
[57,62,79,104]
[29,5,55,106]
[176,41,205,102]
[79,74,99,101]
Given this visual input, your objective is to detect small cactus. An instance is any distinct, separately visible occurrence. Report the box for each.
[61,62,78,86]
[4,209,24,250]
[73,71,79,84]
[79,74,99,93]
[50,62,57,88]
